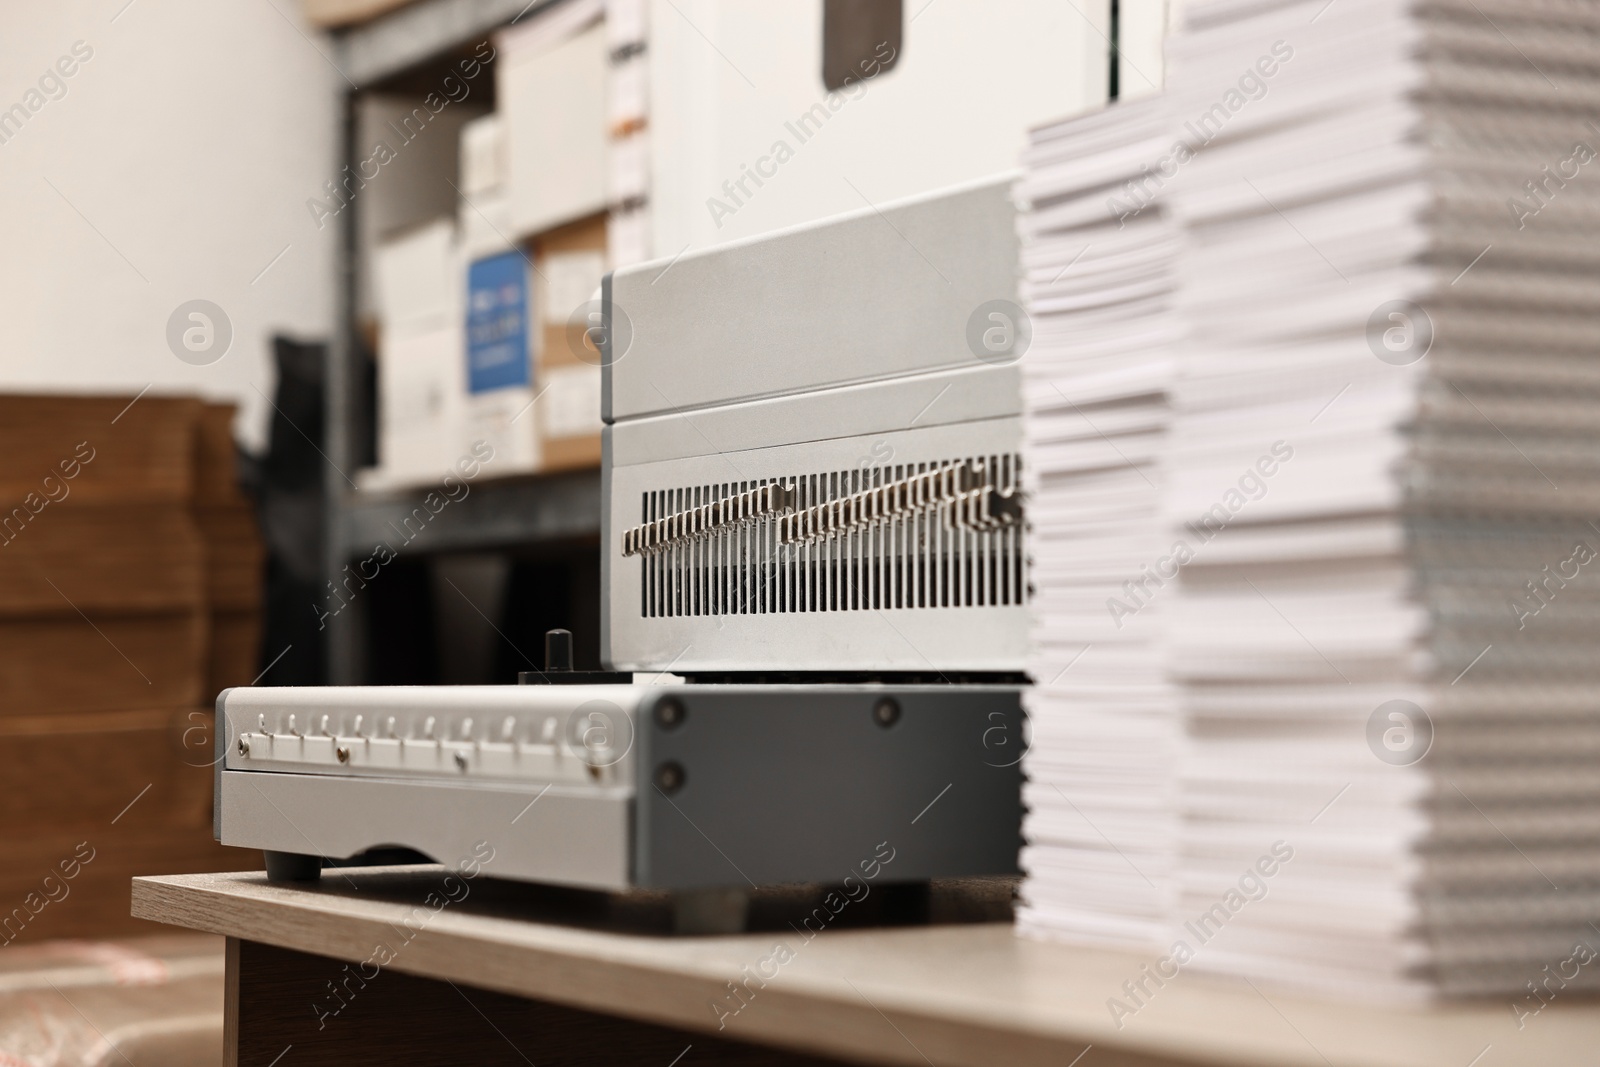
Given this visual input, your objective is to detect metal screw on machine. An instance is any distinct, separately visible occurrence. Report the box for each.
[655,698,685,730]
[655,761,686,794]
[545,628,574,672]
[874,697,901,728]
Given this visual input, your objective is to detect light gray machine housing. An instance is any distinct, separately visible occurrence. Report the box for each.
[216,684,1022,899]
[216,177,1030,926]
[601,174,1027,674]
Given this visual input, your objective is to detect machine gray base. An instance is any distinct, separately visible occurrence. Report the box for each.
[631,686,1024,890]
[221,684,1023,931]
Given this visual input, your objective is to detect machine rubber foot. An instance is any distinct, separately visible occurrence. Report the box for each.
[264,850,323,882]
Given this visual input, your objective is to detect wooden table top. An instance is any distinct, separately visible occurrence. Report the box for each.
[132,867,1600,1067]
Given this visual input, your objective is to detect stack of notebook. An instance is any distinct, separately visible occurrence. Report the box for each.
[1017,0,1600,1000]
[1156,0,1600,998]
[1016,96,1184,951]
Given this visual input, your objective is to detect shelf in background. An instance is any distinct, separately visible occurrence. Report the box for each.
[334,0,557,86]
[339,467,600,557]
[302,0,414,30]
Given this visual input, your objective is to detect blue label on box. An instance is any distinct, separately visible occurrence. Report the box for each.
[465,251,531,394]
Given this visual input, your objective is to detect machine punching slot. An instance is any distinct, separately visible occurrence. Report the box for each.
[627,456,1025,618]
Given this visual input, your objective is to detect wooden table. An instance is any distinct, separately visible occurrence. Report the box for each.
[132,867,1600,1067]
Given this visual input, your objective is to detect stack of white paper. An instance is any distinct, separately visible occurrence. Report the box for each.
[1160,0,1600,1000]
[1017,0,1600,1004]
[1016,96,1183,951]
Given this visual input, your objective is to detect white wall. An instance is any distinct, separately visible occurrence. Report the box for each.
[649,0,1111,254]
[0,1,340,451]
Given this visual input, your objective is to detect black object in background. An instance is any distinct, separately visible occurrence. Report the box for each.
[359,545,601,686]
[1109,0,1120,99]
[495,548,603,680]
[254,335,329,687]
[822,0,902,91]
[364,557,439,684]
[494,558,572,681]
[352,330,379,470]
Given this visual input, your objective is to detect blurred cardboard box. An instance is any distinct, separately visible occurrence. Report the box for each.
[463,248,540,475]
[0,394,260,945]
[370,221,477,489]
[0,396,207,717]
[499,2,609,239]
[536,213,606,471]
[194,404,263,699]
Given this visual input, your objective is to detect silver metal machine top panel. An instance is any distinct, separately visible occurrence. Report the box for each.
[604,173,1020,423]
